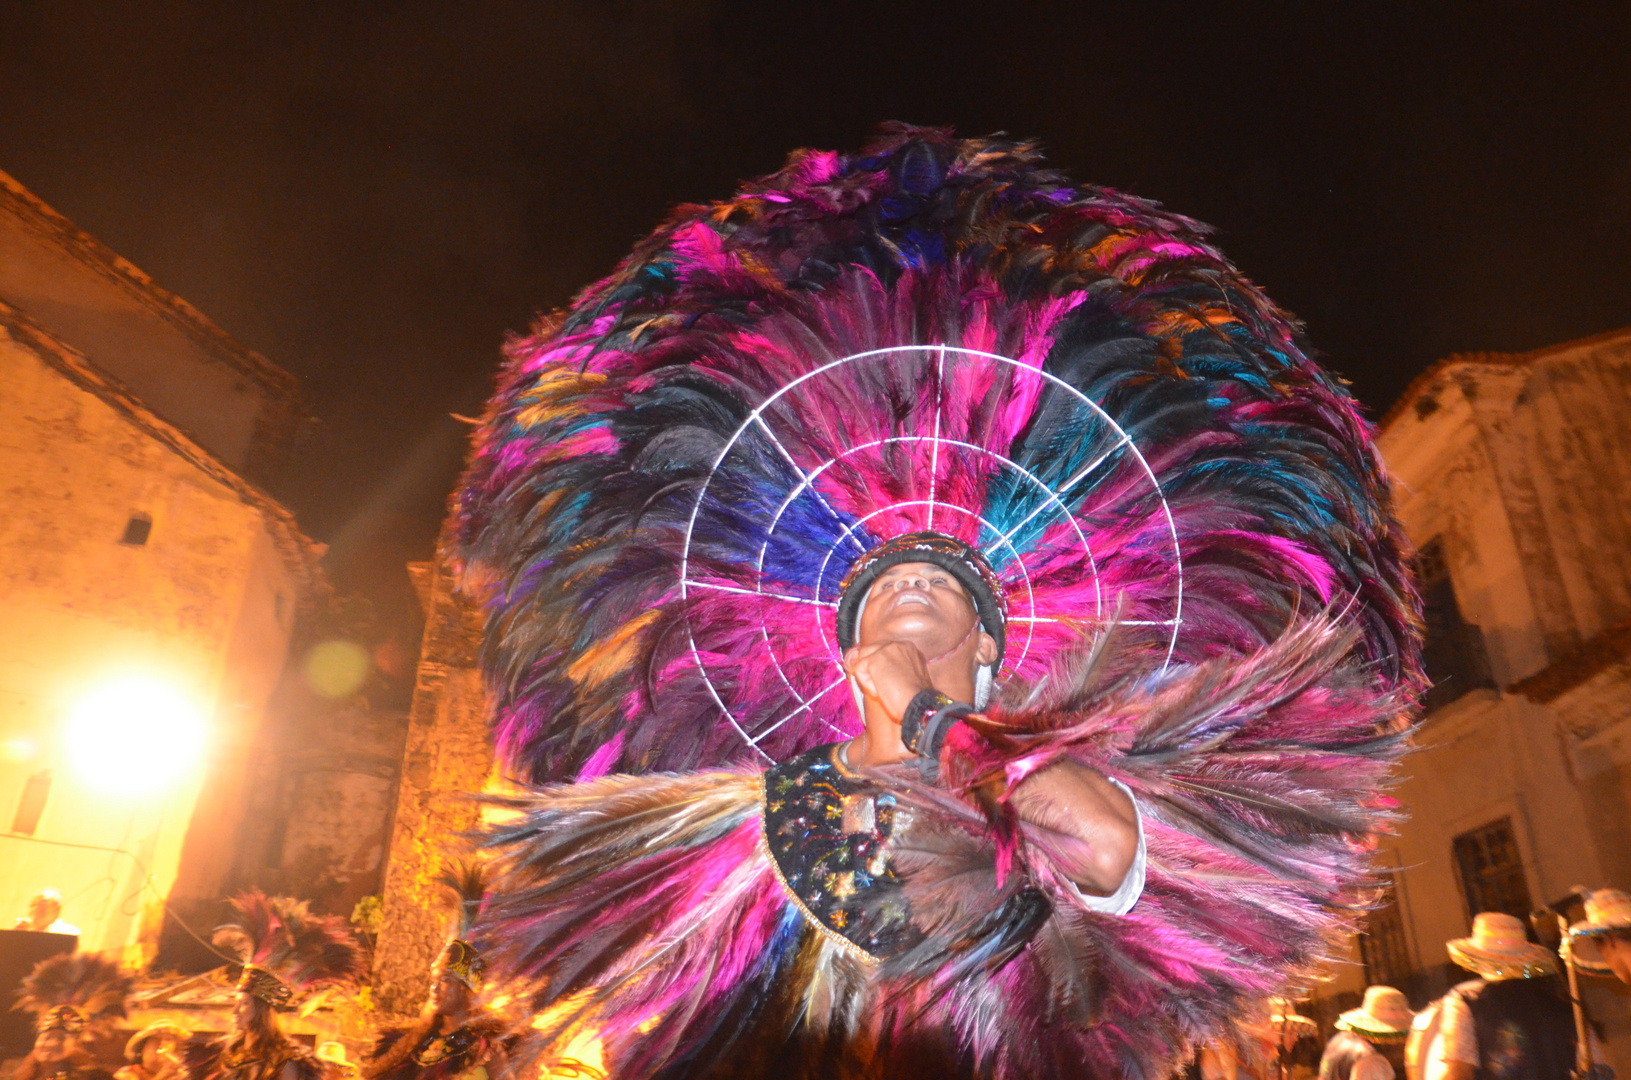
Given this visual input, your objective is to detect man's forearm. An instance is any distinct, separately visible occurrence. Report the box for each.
[1009,760,1139,894]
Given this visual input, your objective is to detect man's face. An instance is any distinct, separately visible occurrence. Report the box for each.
[856,562,982,659]
[141,1037,176,1072]
[427,968,466,1013]
[34,1029,73,1063]
[1596,935,1631,983]
[231,992,255,1031]
[29,896,60,929]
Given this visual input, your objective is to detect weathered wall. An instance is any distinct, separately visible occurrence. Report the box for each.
[1390,692,1604,963]
[1318,329,1631,1068]
[0,310,315,963]
[1387,335,1631,669]
[225,696,409,919]
[371,557,490,1016]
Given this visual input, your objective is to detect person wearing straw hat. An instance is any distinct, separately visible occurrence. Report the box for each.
[1270,998,1324,1080]
[1569,889,1631,985]
[1427,912,1608,1080]
[1321,987,1414,1080]
[115,1023,190,1080]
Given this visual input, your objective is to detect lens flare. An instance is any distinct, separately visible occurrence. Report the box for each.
[0,737,36,763]
[66,677,207,793]
[304,640,372,698]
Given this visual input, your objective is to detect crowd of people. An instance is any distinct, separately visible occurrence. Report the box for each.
[12,888,1629,1080]
[1202,890,1631,1080]
[24,849,1628,1080]
[5,882,513,1080]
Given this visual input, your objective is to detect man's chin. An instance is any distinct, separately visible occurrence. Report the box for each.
[869,622,958,657]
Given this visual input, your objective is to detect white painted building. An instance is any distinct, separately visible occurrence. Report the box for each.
[1314,327,1631,1061]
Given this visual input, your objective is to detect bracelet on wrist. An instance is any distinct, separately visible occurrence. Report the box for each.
[900,689,972,758]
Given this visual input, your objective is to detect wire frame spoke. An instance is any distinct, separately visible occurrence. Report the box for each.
[676,344,1184,760]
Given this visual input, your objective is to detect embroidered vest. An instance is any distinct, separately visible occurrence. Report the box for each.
[760,743,917,960]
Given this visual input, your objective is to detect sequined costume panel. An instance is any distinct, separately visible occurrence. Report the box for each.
[761,744,919,960]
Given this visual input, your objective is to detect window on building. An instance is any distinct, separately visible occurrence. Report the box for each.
[11,770,51,835]
[1453,817,1534,926]
[1417,537,1495,712]
[120,513,152,546]
[1359,873,1413,986]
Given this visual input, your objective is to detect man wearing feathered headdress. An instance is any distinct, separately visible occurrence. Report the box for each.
[183,893,364,1080]
[362,863,512,1080]
[454,125,1424,1079]
[12,953,132,1080]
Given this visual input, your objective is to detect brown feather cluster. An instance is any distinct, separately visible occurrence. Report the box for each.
[434,859,487,939]
[16,953,132,1022]
[211,891,366,992]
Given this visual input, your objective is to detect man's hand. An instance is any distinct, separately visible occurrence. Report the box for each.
[844,640,933,723]
[843,640,934,765]
[1011,760,1140,895]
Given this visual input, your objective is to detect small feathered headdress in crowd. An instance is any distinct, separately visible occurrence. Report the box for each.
[16,952,132,1034]
[212,892,365,1011]
[434,860,487,990]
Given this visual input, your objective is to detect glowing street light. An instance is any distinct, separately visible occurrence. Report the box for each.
[66,676,207,794]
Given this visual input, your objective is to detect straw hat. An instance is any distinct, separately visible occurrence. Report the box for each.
[124,1022,191,1062]
[1336,986,1414,1037]
[1568,889,1631,974]
[1448,912,1558,980]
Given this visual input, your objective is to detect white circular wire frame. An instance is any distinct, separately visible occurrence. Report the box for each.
[677,345,1184,761]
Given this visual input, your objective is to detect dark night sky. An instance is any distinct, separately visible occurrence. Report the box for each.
[3,1,1629,647]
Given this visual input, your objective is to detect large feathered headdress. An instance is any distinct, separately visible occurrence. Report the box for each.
[212,892,365,1011]
[16,953,132,1034]
[454,124,1422,784]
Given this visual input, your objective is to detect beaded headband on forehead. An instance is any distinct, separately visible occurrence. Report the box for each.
[438,938,486,990]
[237,965,296,1011]
[40,1006,86,1034]
[834,532,1009,667]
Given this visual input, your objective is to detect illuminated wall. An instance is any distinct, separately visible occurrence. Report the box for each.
[0,209,321,963]
[371,555,493,1016]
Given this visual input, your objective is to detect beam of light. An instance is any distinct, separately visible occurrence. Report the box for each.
[66,676,207,794]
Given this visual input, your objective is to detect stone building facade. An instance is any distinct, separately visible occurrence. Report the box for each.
[1313,327,1631,1061]
[0,168,324,963]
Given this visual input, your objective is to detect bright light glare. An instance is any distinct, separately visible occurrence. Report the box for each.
[67,677,207,793]
[0,737,36,763]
